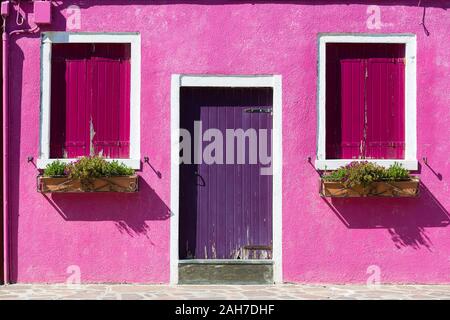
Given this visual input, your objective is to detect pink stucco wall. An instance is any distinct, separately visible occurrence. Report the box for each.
[7,1,450,283]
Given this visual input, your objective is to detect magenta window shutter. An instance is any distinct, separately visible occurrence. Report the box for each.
[51,44,90,158]
[50,58,66,158]
[366,58,405,159]
[339,59,366,159]
[119,58,131,158]
[66,59,89,158]
[325,43,406,161]
[90,54,131,158]
[325,45,341,159]
[50,44,131,159]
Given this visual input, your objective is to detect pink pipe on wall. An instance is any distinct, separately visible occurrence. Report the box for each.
[2,18,8,284]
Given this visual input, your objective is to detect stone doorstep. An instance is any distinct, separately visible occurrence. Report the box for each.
[178,262,274,285]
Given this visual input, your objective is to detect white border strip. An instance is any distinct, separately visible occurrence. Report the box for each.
[170,74,181,285]
[180,75,277,87]
[272,75,283,284]
[36,158,140,169]
[316,34,417,170]
[38,32,141,169]
[316,159,418,171]
[170,74,283,284]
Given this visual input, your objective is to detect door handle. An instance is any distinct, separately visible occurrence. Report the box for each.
[194,171,206,187]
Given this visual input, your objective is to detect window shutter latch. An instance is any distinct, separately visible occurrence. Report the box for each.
[244,108,273,114]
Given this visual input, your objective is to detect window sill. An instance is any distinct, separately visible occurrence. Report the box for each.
[315,159,418,171]
[36,158,141,170]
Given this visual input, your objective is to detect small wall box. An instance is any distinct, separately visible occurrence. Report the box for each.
[1,1,10,17]
[34,1,52,24]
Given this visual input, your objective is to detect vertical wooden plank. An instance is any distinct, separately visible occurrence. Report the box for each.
[263,88,273,254]
[178,87,198,259]
[65,60,74,157]
[340,59,365,159]
[216,104,227,258]
[98,59,107,156]
[0,35,2,282]
[250,89,260,251]
[91,57,99,156]
[197,103,207,258]
[207,105,217,259]
[366,59,379,158]
[65,59,88,157]
[119,59,131,158]
[78,59,87,157]
[325,44,341,159]
[49,58,66,158]
[241,89,251,254]
[394,58,406,159]
[225,105,234,257]
[110,58,119,158]
[86,55,94,158]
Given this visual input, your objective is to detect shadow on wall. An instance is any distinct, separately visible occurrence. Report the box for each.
[8,34,32,284]
[322,182,449,250]
[43,178,172,239]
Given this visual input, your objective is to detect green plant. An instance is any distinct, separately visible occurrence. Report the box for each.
[43,160,67,177]
[66,156,134,180]
[322,166,347,182]
[66,156,110,180]
[103,160,135,177]
[322,161,411,188]
[43,156,135,179]
[383,162,410,181]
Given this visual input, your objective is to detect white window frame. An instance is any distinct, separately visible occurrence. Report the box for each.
[316,34,417,170]
[38,32,141,169]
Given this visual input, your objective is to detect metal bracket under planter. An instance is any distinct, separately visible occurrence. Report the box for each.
[320,177,420,198]
[37,175,139,193]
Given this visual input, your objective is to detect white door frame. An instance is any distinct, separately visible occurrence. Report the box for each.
[170,74,283,284]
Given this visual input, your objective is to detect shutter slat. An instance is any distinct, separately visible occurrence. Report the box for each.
[325,44,341,159]
[50,59,66,158]
[65,59,88,158]
[340,59,365,159]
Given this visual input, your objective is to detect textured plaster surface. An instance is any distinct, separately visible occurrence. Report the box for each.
[2,284,450,300]
[6,1,450,283]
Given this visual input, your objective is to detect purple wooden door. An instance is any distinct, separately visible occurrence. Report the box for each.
[179,88,273,260]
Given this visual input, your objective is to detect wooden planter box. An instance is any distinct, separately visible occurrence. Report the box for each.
[320,177,420,198]
[37,175,139,193]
